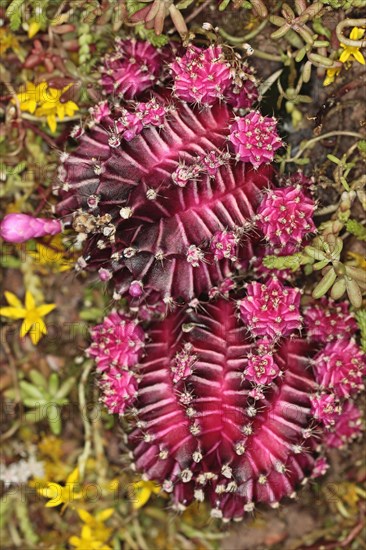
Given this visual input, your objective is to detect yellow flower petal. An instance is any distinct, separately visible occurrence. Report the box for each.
[132,486,151,509]
[0,306,26,319]
[96,508,114,521]
[47,114,57,133]
[78,509,93,524]
[25,291,36,310]
[66,467,80,485]
[350,27,365,41]
[20,318,32,338]
[36,303,56,317]
[28,21,41,39]
[4,291,23,308]
[353,50,365,65]
[339,49,351,64]
[56,104,65,121]
[38,484,62,499]
[65,101,79,116]
[29,324,43,345]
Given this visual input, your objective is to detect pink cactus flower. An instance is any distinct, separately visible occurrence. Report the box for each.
[100,39,162,99]
[87,312,145,372]
[256,186,316,253]
[99,367,138,415]
[324,401,363,448]
[89,100,111,123]
[226,79,259,110]
[210,230,238,261]
[245,348,280,385]
[171,45,232,106]
[311,392,342,427]
[311,456,329,478]
[239,278,302,339]
[304,297,358,343]
[313,340,365,398]
[0,213,62,243]
[229,111,283,168]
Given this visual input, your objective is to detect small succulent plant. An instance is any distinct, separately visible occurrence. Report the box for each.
[6,370,75,435]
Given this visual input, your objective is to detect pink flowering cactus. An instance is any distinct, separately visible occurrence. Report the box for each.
[51,39,364,521]
[0,213,62,243]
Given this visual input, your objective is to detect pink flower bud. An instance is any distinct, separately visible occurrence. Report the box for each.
[0,214,62,243]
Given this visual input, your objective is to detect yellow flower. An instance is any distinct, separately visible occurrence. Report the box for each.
[37,467,82,510]
[14,82,79,133]
[28,236,74,272]
[340,27,365,65]
[35,84,79,133]
[69,526,112,550]
[77,508,114,542]
[130,480,160,509]
[0,291,56,345]
[348,252,366,270]
[323,66,342,87]
[0,28,20,56]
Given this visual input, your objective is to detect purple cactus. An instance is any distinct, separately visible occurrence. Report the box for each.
[55,43,275,306]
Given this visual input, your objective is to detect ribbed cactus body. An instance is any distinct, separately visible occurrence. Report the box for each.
[56,98,273,305]
[128,299,317,520]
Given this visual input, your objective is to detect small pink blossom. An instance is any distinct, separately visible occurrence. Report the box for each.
[100,39,162,99]
[256,186,316,253]
[0,214,62,243]
[311,456,329,478]
[304,298,357,343]
[324,401,363,448]
[245,349,280,385]
[229,111,282,168]
[171,45,232,106]
[171,343,197,384]
[99,367,138,415]
[87,312,145,372]
[311,393,342,427]
[239,278,302,339]
[313,340,365,398]
[89,100,110,123]
[210,230,238,261]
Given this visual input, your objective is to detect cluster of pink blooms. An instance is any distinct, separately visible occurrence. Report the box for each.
[256,185,316,253]
[239,277,302,339]
[304,297,357,342]
[90,97,167,143]
[100,39,162,99]
[171,45,233,106]
[229,111,283,168]
[87,312,145,414]
[308,296,365,448]
[210,230,238,261]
